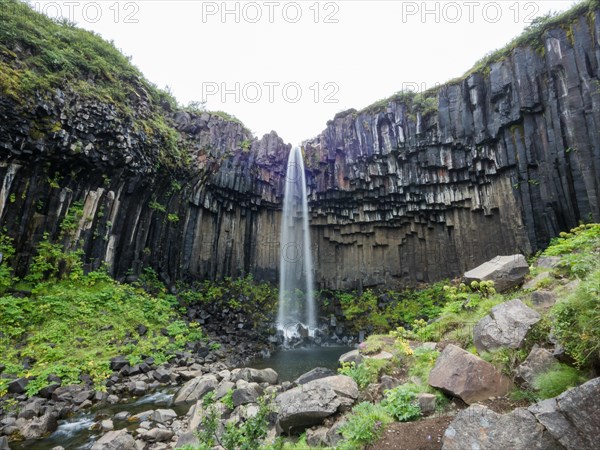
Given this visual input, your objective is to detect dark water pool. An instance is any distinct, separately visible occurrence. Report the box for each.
[247,346,354,382]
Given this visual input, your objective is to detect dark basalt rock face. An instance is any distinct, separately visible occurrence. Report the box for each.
[1,9,599,289]
[303,11,600,289]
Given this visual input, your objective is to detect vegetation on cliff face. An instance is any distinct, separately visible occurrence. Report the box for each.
[0,0,251,171]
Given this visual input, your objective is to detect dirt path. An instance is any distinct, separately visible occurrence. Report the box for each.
[367,415,454,450]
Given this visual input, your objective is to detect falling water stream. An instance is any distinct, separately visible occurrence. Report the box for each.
[277,147,316,340]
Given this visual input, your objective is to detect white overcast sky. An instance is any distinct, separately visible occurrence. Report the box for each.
[32,0,578,144]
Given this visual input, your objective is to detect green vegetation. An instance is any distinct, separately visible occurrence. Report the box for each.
[381,385,421,421]
[533,363,586,399]
[543,223,600,278]
[338,402,393,449]
[338,359,390,390]
[0,236,205,397]
[178,275,278,331]
[336,282,449,333]
[551,265,600,368]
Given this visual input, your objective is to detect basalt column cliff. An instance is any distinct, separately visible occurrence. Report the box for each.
[304,9,600,289]
[0,2,599,290]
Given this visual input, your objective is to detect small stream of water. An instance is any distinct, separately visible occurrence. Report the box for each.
[11,347,351,448]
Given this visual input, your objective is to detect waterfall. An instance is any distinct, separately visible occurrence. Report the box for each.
[277,146,316,339]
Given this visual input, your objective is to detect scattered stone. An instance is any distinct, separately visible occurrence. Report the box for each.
[151,409,177,424]
[442,405,562,449]
[338,350,363,366]
[232,383,263,407]
[16,411,59,440]
[306,426,329,447]
[101,419,114,431]
[129,410,154,422]
[528,377,600,450]
[174,431,199,448]
[428,344,511,404]
[142,428,174,443]
[109,356,129,371]
[127,381,147,397]
[91,430,136,450]
[214,381,235,400]
[531,290,557,309]
[523,271,554,290]
[114,411,130,421]
[7,377,29,394]
[473,299,541,353]
[536,256,562,269]
[173,375,218,404]
[464,254,529,292]
[417,393,436,416]
[294,367,335,385]
[366,351,393,360]
[515,346,558,386]
[153,368,172,383]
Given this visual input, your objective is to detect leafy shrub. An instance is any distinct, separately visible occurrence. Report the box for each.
[0,233,16,293]
[339,402,393,448]
[408,347,440,383]
[543,224,600,278]
[533,364,585,399]
[338,359,390,390]
[381,385,421,421]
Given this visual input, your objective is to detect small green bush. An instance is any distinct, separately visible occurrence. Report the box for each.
[533,364,585,399]
[381,385,421,421]
[339,402,393,448]
[338,359,390,390]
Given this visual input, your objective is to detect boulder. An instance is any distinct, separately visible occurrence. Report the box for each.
[523,272,553,290]
[151,409,177,424]
[7,377,29,394]
[141,428,174,442]
[16,411,59,440]
[536,256,562,269]
[232,368,278,385]
[175,431,199,448]
[275,375,358,433]
[91,430,136,450]
[295,367,335,385]
[173,374,218,404]
[366,351,393,360]
[306,426,329,447]
[214,381,235,400]
[464,255,529,292]
[442,405,563,449]
[515,346,558,386]
[232,383,263,407]
[417,393,436,416]
[473,299,541,353]
[531,290,558,309]
[428,344,511,404]
[528,377,600,450]
[152,368,172,383]
[339,349,363,366]
[109,356,129,371]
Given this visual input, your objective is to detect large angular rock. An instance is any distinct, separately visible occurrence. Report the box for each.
[275,375,358,432]
[91,430,136,450]
[464,255,529,292]
[442,405,563,449]
[338,349,363,366]
[515,346,557,386]
[473,299,541,353]
[232,383,263,407]
[231,368,278,385]
[295,367,335,385]
[528,377,600,450]
[531,290,557,309]
[173,374,218,404]
[428,344,511,404]
[16,411,59,440]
